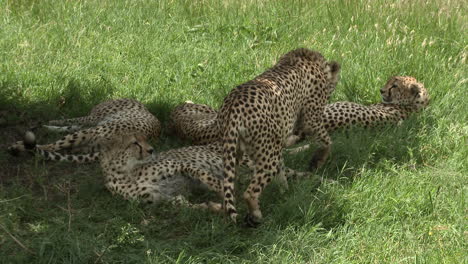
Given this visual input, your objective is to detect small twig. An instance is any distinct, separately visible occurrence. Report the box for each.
[0,195,28,203]
[94,244,112,264]
[66,184,72,232]
[0,222,35,255]
[55,182,73,232]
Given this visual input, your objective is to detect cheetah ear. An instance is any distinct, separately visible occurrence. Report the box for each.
[328,61,341,75]
[386,76,398,84]
[410,84,420,95]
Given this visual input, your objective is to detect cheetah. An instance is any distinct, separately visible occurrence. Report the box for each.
[169,101,219,145]
[324,75,429,132]
[15,98,161,154]
[287,75,430,152]
[218,48,341,225]
[169,76,429,152]
[9,132,310,210]
[11,131,222,210]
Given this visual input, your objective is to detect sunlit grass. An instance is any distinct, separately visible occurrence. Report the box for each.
[0,0,466,263]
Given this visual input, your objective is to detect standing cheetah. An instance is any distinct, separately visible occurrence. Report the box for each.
[218,48,341,225]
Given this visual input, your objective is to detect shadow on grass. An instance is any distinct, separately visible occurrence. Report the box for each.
[0,76,116,124]
[285,110,436,181]
[0,77,116,183]
[0,75,436,262]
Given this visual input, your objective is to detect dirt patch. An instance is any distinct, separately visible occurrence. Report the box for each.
[0,109,90,187]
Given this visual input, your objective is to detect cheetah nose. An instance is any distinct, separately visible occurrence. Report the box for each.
[148,148,154,154]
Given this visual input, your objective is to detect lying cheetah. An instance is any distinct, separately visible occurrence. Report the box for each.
[11,131,222,210]
[21,98,161,153]
[324,75,428,131]
[218,48,341,225]
[169,76,429,149]
[9,132,310,210]
[287,75,430,152]
[169,101,218,145]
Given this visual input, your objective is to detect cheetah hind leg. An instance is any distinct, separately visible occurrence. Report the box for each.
[175,163,225,213]
[39,123,120,152]
[7,131,100,163]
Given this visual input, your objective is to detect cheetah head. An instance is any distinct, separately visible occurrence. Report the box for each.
[100,134,154,170]
[380,76,429,110]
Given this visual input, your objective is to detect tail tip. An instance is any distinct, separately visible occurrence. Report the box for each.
[24,131,36,150]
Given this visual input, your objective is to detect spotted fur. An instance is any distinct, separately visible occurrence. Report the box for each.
[217,48,340,225]
[9,132,311,211]
[169,76,428,146]
[380,76,429,109]
[169,101,218,145]
[40,98,161,152]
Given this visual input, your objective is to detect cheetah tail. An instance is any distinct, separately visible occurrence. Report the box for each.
[22,131,99,163]
[222,120,240,223]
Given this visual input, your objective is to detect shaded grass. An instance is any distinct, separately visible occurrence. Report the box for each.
[0,0,466,263]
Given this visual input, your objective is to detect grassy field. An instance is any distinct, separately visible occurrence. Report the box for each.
[0,0,466,263]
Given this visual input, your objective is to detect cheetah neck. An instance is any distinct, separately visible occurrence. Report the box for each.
[100,154,144,199]
[323,102,420,133]
[100,151,140,180]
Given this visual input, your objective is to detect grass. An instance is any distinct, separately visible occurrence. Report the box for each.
[0,0,466,263]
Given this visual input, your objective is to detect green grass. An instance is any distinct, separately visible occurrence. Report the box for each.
[0,0,466,263]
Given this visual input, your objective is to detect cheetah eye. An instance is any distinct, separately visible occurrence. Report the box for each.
[391,84,398,89]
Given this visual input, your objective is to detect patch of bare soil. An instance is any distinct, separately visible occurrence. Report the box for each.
[0,109,97,190]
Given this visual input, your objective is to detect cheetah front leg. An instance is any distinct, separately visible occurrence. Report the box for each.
[285,144,311,154]
[308,124,331,170]
[179,164,224,212]
[43,125,82,133]
[299,113,332,170]
[171,195,222,213]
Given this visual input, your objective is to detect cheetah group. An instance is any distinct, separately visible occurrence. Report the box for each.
[8,48,429,226]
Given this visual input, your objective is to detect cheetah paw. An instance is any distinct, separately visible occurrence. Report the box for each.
[244,213,262,228]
